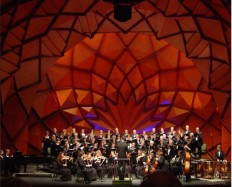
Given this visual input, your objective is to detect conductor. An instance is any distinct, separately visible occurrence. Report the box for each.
[116,135,128,180]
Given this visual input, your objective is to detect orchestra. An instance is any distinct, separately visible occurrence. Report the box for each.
[1,125,230,183]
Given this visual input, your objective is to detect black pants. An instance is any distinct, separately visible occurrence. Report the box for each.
[60,168,72,181]
[118,161,125,180]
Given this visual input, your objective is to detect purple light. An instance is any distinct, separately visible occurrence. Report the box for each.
[86,112,97,118]
[71,116,82,124]
[87,120,108,131]
[160,99,171,105]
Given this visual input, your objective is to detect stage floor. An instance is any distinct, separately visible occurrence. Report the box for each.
[1,164,231,187]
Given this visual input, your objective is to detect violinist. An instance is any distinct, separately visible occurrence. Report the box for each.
[107,143,117,178]
[76,150,96,184]
[56,151,72,181]
[135,149,146,178]
[93,150,106,181]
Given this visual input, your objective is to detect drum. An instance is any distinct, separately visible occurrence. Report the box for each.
[218,161,231,179]
[203,161,216,179]
[196,161,204,178]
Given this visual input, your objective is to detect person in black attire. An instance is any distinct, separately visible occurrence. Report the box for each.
[184,125,191,138]
[170,150,183,177]
[42,131,51,157]
[75,151,95,184]
[0,149,4,176]
[56,151,72,181]
[3,149,16,176]
[194,127,203,158]
[215,144,226,161]
[116,135,128,180]
[154,148,165,171]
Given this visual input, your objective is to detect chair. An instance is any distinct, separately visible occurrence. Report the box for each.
[76,163,84,183]
[201,144,207,157]
[50,161,62,181]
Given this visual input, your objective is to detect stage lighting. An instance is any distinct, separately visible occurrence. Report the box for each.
[103,0,143,22]
[114,1,131,22]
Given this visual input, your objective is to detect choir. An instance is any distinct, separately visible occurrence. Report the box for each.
[40,125,206,182]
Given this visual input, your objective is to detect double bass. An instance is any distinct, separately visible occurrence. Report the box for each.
[183,150,191,175]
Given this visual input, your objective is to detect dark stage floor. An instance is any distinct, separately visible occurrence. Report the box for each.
[1,164,231,187]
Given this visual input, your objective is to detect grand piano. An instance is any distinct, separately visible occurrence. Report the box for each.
[5,151,55,173]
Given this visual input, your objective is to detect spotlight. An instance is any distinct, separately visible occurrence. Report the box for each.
[114,0,131,22]
[103,0,143,22]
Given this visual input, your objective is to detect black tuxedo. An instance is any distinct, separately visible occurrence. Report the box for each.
[215,150,225,161]
[194,131,203,156]
[117,141,128,158]
[116,140,128,180]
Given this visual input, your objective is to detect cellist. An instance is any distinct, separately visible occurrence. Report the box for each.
[152,148,165,172]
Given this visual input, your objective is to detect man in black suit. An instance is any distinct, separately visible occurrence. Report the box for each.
[215,144,226,161]
[116,135,128,180]
[194,127,203,157]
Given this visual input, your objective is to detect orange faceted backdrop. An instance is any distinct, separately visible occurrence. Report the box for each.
[0,0,230,160]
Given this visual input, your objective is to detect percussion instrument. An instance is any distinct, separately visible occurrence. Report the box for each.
[217,161,231,179]
[195,160,204,178]
[203,161,215,179]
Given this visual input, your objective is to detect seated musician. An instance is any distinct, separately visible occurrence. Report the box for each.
[3,149,16,176]
[135,149,146,178]
[170,150,183,177]
[154,148,165,171]
[144,151,155,175]
[215,144,226,161]
[107,144,117,178]
[75,150,96,184]
[56,151,72,181]
[0,149,4,175]
[42,131,51,157]
[93,150,106,181]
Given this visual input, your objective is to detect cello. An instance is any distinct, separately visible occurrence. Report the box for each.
[144,155,151,174]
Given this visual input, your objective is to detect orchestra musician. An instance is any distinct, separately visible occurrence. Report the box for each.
[76,150,96,184]
[56,151,72,181]
[0,149,5,175]
[194,127,203,158]
[135,149,146,178]
[170,150,183,177]
[93,150,106,181]
[107,143,118,178]
[42,131,51,157]
[154,148,165,171]
[215,144,226,161]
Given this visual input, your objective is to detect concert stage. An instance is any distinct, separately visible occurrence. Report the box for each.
[1,164,231,187]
